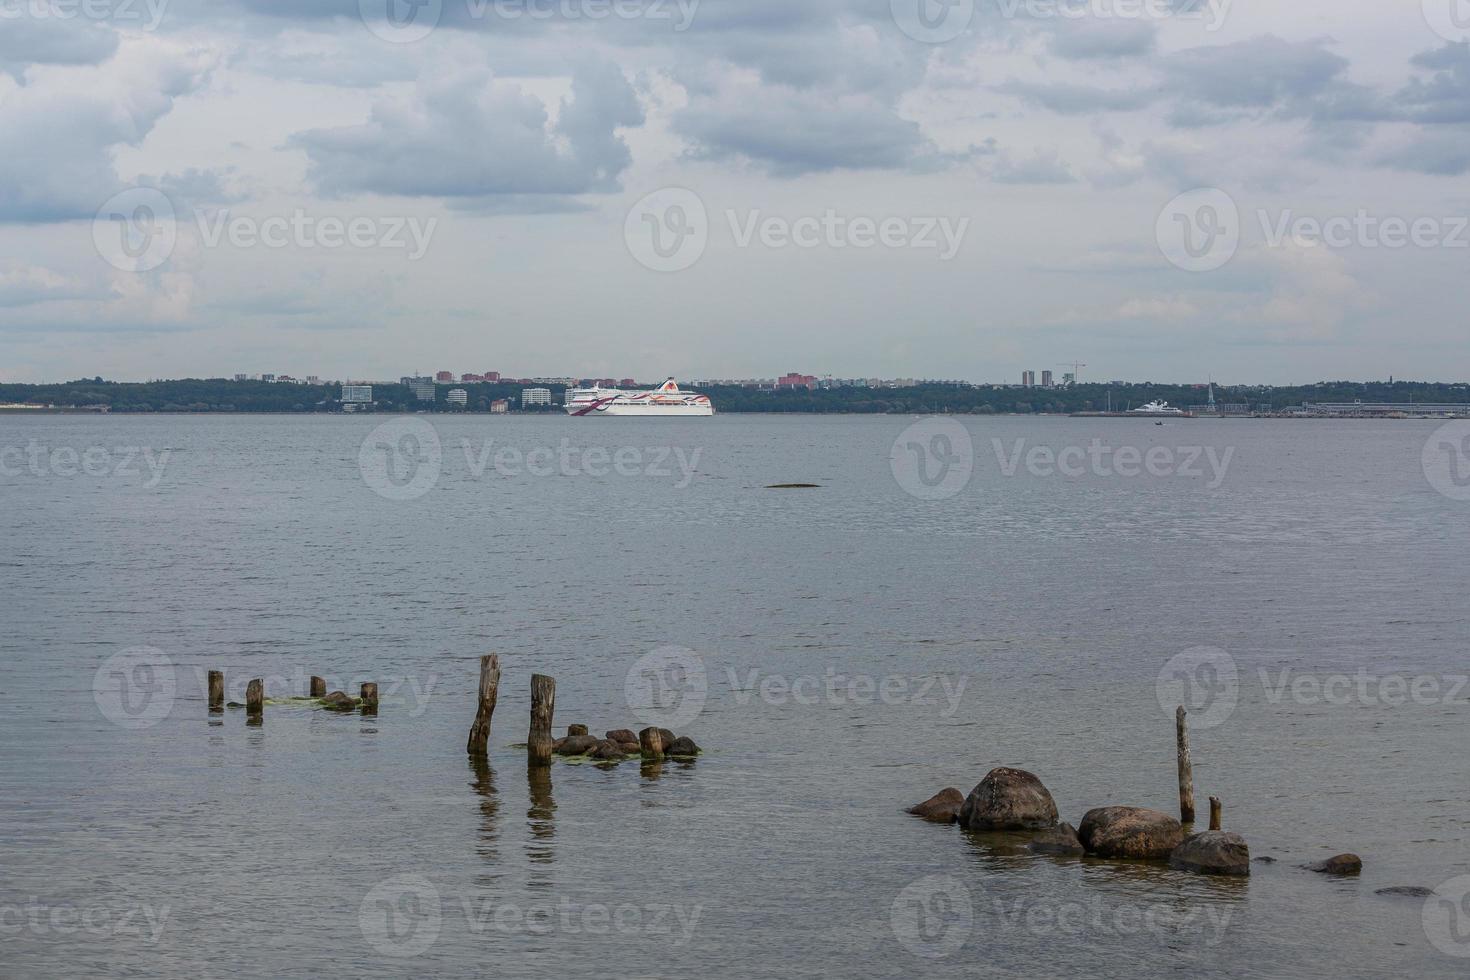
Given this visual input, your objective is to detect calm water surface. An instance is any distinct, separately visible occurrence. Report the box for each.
[2,414,1467,978]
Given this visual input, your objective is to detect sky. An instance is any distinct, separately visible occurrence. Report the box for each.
[1,0,1468,385]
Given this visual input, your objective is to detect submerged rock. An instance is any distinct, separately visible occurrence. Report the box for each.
[1253,856,1278,864]
[1170,832,1251,876]
[907,788,965,824]
[320,691,357,712]
[1078,807,1184,860]
[666,736,701,757]
[958,768,1059,831]
[554,735,600,756]
[589,740,627,761]
[1028,822,1085,856]
[1376,886,1432,898]
[1304,854,1363,875]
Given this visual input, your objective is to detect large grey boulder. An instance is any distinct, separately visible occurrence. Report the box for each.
[1078,807,1184,859]
[1170,831,1251,875]
[958,768,1059,831]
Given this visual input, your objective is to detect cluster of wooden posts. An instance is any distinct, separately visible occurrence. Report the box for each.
[205,669,379,723]
[1176,706,1223,830]
[463,654,679,766]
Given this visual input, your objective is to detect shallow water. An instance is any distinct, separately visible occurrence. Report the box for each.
[1,414,1467,977]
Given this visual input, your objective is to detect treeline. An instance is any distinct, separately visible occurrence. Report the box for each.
[1,378,1466,414]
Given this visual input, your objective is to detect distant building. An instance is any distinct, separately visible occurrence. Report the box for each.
[262,374,276,383]
[341,385,373,404]
[406,378,436,402]
[777,373,818,390]
[1042,370,1054,388]
[522,388,553,408]
[234,374,249,382]
[1022,371,1036,387]
[446,388,468,406]
[435,371,454,383]
[620,378,637,388]
[306,376,321,385]
[485,372,501,383]
[490,399,510,414]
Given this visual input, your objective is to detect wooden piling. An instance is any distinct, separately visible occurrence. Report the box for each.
[1176,706,1196,825]
[528,674,555,767]
[246,679,264,722]
[208,670,224,712]
[360,683,379,715]
[639,727,667,759]
[1209,796,1222,831]
[466,654,502,756]
[310,676,327,698]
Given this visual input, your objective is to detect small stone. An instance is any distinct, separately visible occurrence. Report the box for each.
[1304,854,1362,875]
[554,735,600,756]
[906,789,965,824]
[1028,823,1085,856]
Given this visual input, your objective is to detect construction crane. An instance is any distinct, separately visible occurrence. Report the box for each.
[1060,362,1087,384]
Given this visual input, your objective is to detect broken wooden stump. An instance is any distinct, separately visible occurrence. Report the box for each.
[528,674,556,767]
[360,683,379,716]
[246,678,264,724]
[208,670,224,713]
[1209,796,1223,831]
[1176,706,1196,825]
[466,654,501,756]
[310,676,327,698]
[639,727,667,759]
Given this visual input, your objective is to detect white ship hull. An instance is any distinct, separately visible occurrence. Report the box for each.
[565,379,715,417]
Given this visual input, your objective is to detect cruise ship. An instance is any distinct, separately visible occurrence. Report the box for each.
[564,379,715,417]
[1130,400,1188,416]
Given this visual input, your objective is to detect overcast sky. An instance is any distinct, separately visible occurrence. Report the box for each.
[2,0,1468,385]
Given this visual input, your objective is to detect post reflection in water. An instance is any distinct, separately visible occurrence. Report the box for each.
[526,764,556,880]
[468,755,501,878]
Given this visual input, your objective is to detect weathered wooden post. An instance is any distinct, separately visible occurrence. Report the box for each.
[246,679,264,723]
[639,727,667,759]
[360,683,379,715]
[528,674,555,767]
[1176,706,1196,825]
[466,655,501,755]
[1209,796,1222,831]
[310,676,327,698]
[208,670,224,712]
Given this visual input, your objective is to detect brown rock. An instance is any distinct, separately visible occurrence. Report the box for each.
[554,735,599,756]
[589,740,626,760]
[567,724,589,738]
[1028,822,1084,855]
[1078,807,1184,859]
[1170,832,1251,876]
[666,736,701,757]
[906,788,965,824]
[958,768,1060,831]
[1304,854,1362,875]
[606,729,638,744]
[658,728,676,747]
[320,691,357,712]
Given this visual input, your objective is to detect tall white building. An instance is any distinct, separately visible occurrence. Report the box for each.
[522,388,553,407]
[342,385,373,404]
